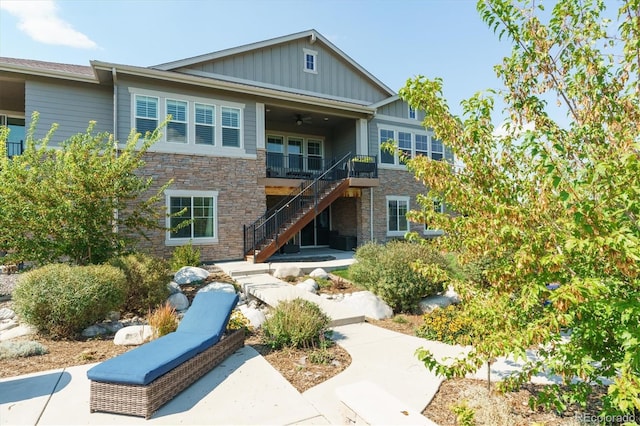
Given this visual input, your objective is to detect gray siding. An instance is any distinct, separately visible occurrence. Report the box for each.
[26,80,112,145]
[187,40,389,104]
[116,77,257,155]
[378,98,425,121]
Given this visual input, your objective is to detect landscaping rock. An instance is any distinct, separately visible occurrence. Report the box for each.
[198,282,236,294]
[272,265,302,279]
[238,304,266,329]
[296,278,319,293]
[173,266,210,285]
[113,325,154,346]
[82,324,110,338]
[0,324,36,341]
[167,281,181,294]
[340,291,393,320]
[167,292,190,311]
[0,319,18,332]
[419,287,460,313]
[0,307,14,320]
[309,268,329,280]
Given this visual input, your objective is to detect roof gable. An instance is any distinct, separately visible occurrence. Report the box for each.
[152,30,394,104]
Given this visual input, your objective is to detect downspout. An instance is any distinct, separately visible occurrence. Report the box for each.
[112,68,119,234]
[370,187,374,241]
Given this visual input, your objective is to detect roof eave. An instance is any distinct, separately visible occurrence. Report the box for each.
[0,62,98,83]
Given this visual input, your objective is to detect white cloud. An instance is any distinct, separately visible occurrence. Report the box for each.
[1,0,97,49]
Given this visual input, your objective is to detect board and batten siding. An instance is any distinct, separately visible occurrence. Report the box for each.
[116,78,258,155]
[377,99,425,121]
[188,40,389,104]
[25,80,113,145]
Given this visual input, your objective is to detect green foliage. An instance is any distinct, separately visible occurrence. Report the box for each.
[170,242,201,271]
[147,302,178,338]
[308,347,333,364]
[262,298,330,349]
[0,113,171,266]
[350,240,450,313]
[13,263,126,338]
[0,340,49,359]
[109,253,172,315]
[451,401,475,426]
[402,0,640,416]
[416,305,475,345]
[330,267,351,281]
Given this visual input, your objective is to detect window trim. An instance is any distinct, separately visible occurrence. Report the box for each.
[134,94,159,137]
[386,195,410,237]
[165,189,219,245]
[424,199,445,236]
[166,98,188,144]
[303,48,318,74]
[408,105,417,120]
[377,125,446,168]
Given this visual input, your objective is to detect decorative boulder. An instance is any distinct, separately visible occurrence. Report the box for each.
[0,324,36,341]
[296,278,319,293]
[82,324,110,338]
[113,325,154,346]
[198,282,236,294]
[0,308,15,320]
[419,287,460,314]
[167,281,181,294]
[173,266,210,285]
[273,265,302,279]
[238,304,266,329]
[309,268,329,280]
[167,292,190,311]
[340,291,393,320]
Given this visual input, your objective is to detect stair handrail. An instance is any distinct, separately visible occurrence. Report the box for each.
[244,152,353,258]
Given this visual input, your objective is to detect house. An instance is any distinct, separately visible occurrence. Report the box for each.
[0,29,452,263]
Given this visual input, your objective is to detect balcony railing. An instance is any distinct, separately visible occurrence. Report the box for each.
[266,152,377,179]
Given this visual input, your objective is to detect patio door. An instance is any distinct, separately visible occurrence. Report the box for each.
[300,206,331,247]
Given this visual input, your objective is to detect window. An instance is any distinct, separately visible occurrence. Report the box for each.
[166,190,218,244]
[425,199,445,236]
[135,95,158,135]
[380,129,395,164]
[221,107,240,147]
[166,99,188,143]
[431,138,444,161]
[408,106,417,120]
[387,196,409,236]
[398,132,412,164]
[307,139,322,171]
[303,48,317,73]
[416,134,429,157]
[195,103,215,145]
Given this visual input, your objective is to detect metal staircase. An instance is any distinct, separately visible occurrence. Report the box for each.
[243,152,354,263]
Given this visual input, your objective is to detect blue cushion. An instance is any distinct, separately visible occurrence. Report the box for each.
[176,291,239,337]
[87,332,212,385]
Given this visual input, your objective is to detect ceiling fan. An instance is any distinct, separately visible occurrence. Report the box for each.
[294,114,313,126]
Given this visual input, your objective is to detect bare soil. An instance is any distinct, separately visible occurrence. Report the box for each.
[0,270,605,425]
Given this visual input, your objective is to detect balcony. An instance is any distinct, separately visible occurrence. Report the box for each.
[265,152,378,180]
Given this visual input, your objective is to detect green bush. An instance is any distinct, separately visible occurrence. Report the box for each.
[0,340,48,359]
[170,242,201,271]
[262,299,330,349]
[13,263,126,338]
[109,253,172,315]
[350,241,450,313]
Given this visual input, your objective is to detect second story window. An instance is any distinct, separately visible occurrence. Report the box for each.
[166,99,188,143]
[221,107,240,147]
[303,48,317,73]
[135,95,158,135]
[409,106,417,120]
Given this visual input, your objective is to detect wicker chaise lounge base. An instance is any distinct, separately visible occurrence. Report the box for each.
[89,328,244,419]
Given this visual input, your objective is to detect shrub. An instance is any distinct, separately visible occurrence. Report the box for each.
[0,340,48,359]
[262,299,330,349]
[170,242,201,271]
[13,263,126,338]
[109,253,172,315]
[416,305,475,345]
[350,241,450,313]
[147,302,178,338]
[227,309,253,334]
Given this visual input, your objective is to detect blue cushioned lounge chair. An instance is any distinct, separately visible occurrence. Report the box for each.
[87,291,243,419]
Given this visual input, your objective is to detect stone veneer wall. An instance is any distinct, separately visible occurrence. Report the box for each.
[355,168,428,245]
[133,150,266,262]
[330,197,358,237]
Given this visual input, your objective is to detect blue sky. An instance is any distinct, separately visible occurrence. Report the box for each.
[0,0,512,118]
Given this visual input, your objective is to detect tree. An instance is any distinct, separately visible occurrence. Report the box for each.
[0,113,171,265]
[401,0,640,417]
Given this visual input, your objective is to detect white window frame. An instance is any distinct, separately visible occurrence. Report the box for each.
[166,98,188,144]
[221,106,242,148]
[129,88,246,157]
[424,199,445,236]
[378,125,447,168]
[134,94,159,137]
[303,48,318,74]
[165,190,219,245]
[386,195,410,237]
[408,106,417,120]
[195,103,215,145]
